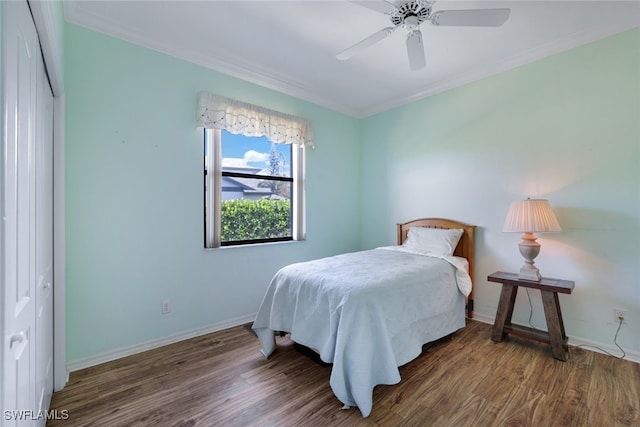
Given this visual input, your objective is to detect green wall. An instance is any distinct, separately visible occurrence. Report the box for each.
[64,23,361,361]
[66,20,639,363]
[361,28,640,353]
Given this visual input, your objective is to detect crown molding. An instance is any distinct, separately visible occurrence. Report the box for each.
[359,17,640,117]
[63,2,359,117]
[64,2,640,119]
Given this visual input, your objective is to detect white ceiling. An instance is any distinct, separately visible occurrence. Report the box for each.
[64,0,640,118]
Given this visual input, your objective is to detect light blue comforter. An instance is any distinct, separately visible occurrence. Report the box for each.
[252,247,471,417]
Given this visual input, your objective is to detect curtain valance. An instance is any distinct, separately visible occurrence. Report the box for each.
[196,92,314,148]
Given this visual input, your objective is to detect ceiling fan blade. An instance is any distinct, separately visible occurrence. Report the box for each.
[350,0,397,15]
[406,29,425,71]
[337,26,397,60]
[430,8,511,27]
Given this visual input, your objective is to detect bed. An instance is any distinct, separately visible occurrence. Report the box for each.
[252,218,476,417]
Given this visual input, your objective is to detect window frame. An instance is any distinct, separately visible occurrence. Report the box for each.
[204,128,305,248]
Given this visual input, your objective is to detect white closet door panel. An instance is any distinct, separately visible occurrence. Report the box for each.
[2,1,52,425]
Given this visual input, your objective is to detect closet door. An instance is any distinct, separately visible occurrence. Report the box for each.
[1,1,52,425]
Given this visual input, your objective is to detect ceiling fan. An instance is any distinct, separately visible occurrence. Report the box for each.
[337,0,511,71]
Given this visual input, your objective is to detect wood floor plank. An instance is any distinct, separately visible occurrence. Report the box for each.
[547,345,592,426]
[48,321,639,426]
[494,384,546,426]
[611,354,640,426]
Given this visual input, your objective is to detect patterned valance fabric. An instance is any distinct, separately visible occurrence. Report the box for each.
[196,92,314,148]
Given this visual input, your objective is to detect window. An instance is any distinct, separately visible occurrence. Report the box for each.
[197,92,312,248]
[204,130,304,247]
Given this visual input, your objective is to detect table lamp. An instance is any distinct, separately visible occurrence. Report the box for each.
[503,198,561,281]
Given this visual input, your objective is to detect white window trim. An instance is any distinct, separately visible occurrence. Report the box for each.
[205,129,222,248]
[204,129,305,248]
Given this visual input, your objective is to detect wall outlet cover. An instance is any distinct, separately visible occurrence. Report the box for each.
[614,308,627,323]
[162,300,171,314]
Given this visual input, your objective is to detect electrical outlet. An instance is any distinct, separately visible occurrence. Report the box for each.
[614,308,626,323]
[162,300,171,314]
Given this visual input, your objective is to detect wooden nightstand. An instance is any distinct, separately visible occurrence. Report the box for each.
[488,271,575,361]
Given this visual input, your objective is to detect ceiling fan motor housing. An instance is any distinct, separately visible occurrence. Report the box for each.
[391,1,432,29]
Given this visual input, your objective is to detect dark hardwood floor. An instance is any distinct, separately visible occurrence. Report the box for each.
[48,321,640,426]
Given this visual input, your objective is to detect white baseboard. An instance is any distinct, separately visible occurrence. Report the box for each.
[567,336,640,363]
[67,311,638,372]
[471,313,639,364]
[66,313,257,372]
[470,312,495,326]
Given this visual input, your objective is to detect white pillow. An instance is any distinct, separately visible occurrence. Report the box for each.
[403,227,464,256]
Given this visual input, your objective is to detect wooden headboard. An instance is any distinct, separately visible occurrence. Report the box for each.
[396,218,476,318]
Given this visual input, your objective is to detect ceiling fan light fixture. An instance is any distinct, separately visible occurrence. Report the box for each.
[403,15,420,30]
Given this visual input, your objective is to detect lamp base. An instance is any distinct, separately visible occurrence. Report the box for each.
[518,264,541,281]
[517,233,542,281]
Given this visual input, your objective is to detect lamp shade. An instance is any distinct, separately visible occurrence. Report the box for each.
[503,199,561,233]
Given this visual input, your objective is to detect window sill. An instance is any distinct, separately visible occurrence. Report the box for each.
[204,239,305,251]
